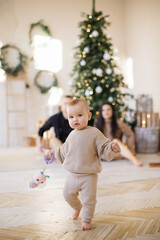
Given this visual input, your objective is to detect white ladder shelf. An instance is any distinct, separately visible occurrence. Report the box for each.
[5,71,28,146]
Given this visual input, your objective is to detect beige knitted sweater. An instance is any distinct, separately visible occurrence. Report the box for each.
[55,126,119,174]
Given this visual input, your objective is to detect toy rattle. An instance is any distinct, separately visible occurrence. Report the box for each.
[29,152,54,188]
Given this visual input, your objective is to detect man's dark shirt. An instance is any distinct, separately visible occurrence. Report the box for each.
[38,112,73,143]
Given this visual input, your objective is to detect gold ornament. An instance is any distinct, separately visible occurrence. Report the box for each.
[77,82,81,88]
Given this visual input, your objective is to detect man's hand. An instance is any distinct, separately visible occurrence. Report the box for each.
[111,142,120,153]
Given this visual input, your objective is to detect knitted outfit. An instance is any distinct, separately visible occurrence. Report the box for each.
[55,126,119,223]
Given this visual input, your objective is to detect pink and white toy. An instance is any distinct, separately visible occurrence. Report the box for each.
[29,152,54,188]
[29,171,50,188]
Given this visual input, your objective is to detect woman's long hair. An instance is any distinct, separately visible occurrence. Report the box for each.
[95,103,118,138]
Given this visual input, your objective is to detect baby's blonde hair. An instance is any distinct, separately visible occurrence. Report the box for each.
[68,98,90,112]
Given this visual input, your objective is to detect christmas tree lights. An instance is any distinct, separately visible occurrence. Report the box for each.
[71,0,134,125]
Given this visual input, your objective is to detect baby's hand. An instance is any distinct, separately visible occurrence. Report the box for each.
[48,149,55,158]
[111,142,120,153]
[45,149,55,162]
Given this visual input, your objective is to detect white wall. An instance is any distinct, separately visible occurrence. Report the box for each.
[124,0,160,111]
[0,0,160,146]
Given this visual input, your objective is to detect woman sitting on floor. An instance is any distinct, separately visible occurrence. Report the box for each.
[95,102,143,167]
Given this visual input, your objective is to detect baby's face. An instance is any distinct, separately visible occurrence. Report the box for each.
[67,102,91,130]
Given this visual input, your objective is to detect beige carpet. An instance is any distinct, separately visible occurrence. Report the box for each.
[0,147,160,194]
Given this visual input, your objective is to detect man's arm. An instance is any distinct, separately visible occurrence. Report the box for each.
[37,115,58,152]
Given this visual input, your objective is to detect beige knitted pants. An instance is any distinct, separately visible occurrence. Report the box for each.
[63,173,98,223]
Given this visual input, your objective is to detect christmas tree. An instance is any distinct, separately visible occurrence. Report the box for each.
[71,0,134,125]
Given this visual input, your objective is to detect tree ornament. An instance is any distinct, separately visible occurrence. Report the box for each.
[85,89,90,97]
[95,86,103,94]
[103,52,111,61]
[80,60,86,66]
[96,68,103,76]
[84,47,90,53]
[106,68,112,74]
[108,96,113,102]
[92,68,96,74]
[92,30,99,37]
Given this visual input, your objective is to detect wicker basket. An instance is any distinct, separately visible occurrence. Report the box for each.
[135,127,160,153]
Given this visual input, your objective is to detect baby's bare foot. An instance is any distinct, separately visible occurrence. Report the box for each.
[81,222,92,230]
[135,161,143,167]
[72,209,81,220]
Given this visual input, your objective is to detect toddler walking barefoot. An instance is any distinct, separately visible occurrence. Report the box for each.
[49,99,120,230]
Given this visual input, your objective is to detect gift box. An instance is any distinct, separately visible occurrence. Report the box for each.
[136,94,153,113]
[135,127,159,153]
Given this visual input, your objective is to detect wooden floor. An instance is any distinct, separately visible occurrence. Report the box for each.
[0,147,160,240]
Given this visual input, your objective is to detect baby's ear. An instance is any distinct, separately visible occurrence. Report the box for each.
[88,112,92,120]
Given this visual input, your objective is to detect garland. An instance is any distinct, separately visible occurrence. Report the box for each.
[29,20,52,44]
[0,44,27,76]
[34,70,58,94]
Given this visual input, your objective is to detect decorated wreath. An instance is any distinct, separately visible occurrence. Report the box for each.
[0,44,27,76]
[34,70,58,94]
[29,20,52,45]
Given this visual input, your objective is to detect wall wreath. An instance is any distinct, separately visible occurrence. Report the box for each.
[29,20,52,45]
[34,70,58,94]
[0,44,27,76]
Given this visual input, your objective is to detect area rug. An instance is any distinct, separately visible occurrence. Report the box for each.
[0,147,160,194]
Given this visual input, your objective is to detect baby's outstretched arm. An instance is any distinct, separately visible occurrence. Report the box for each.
[111,142,120,153]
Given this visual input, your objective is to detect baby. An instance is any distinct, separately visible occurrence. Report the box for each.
[49,98,120,230]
